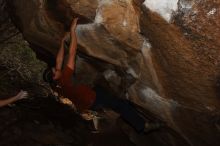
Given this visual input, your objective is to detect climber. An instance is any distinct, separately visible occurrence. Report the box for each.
[43,17,163,133]
[0,90,28,107]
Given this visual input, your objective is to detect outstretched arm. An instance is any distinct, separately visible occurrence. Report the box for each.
[0,90,28,107]
[66,18,78,71]
[53,32,69,80]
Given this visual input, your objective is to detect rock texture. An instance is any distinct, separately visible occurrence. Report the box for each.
[5,0,220,145]
[0,0,47,98]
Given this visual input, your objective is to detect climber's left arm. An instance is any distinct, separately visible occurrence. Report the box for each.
[53,32,69,80]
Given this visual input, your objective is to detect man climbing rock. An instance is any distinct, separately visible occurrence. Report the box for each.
[43,18,163,133]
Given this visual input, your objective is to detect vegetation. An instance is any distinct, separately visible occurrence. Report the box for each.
[0,33,47,97]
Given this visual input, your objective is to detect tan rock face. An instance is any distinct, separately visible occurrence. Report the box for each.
[139,0,220,145]
[7,0,220,145]
[95,0,143,49]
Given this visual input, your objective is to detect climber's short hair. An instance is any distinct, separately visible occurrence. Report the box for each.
[43,67,54,84]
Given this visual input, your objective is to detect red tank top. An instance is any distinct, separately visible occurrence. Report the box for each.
[58,66,96,111]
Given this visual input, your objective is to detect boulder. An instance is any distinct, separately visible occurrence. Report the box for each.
[6,0,220,145]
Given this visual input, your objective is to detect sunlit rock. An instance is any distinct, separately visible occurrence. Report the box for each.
[144,0,179,22]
